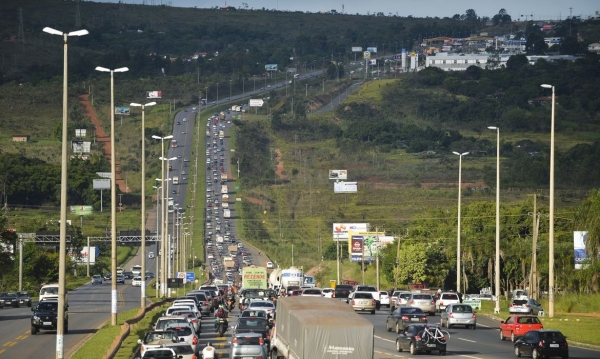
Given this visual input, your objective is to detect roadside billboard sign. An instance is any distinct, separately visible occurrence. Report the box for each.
[349,231,385,262]
[69,246,98,264]
[115,106,130,115]
[249,99,264,107]
[93,179,111,190]
[367,47,378,53]
[328,169,347,180]
[146,91,162,99]
[363,51,371,59]
[265,64,278,71]
[574,231,588,269]
[334,181,357,193]
[70,205,93,216]
[352,46,363,52]
[333,223,368,242]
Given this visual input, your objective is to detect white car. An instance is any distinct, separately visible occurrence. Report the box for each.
[148,252,154,259]
[379,291,390,307]
[302,288,323,297]
[132,276,143,287]
[322,288,334,298]
[266,261,274,269]
[247,300,276,318]
[164,323,198,353]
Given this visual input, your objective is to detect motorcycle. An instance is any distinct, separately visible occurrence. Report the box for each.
[215,317,228,337]
[226,297,235,311]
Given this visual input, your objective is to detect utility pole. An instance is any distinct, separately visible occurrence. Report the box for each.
[530,194,539,300]
[569,7,573,37]
[394,233,401,290]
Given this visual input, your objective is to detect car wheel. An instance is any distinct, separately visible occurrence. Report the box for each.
[440,350,447,356]
[386,321,392,332]
[472,324,476,330]
[511,332,516,343]
[532,348,540,359]
[31,326,37,335]
[500,330,505,341]
[410,341,417,355]
[64,322,68,334]
[396,323,400,334]
[514,345,521,357]
[396,340,403,352]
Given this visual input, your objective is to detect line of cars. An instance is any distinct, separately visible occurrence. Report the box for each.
[0,290,32,308]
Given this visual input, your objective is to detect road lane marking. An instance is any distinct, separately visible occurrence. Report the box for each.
[0,348,5,355]
[374,335,395,343]
[458,355,486,359]
[3,342,16,347]
[457,337,478,343]
[375,350,406,358]
[15,335,27,340]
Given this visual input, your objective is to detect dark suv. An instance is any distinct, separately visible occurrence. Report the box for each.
[31,299,68,334]
[333,284,354,300]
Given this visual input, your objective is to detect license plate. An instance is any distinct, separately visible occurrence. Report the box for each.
[427,344,437,347]
[43,322,52,326]
[411,317,420,322]
[460,320,468,323]
[550,344,559,348]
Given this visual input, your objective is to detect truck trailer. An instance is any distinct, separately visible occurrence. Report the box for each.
[270,297,374,359]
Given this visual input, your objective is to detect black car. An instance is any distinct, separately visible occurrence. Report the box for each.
[395,324,447,355]
[103,273,112,281]
[333,284,353,300]
[123,271,134,280]
[233,317,271,344]
[145,271,155,279]
[514,330,569,359]
[31,299,68,334]
[387,306,428,333]
[17,291,32,307]
[0,291,21,308]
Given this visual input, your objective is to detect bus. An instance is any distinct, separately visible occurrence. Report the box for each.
[171,139,178,148]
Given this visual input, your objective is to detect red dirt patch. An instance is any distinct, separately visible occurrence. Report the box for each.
[79,94,127,193]
[245,197,262,205]
[275,149,286,179]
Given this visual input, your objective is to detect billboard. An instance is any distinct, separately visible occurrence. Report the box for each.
[369,59,377,65]
[75,129,87,137]
[367,47,377,53]
[574,231,587,269]
[328,169,347,180]
[352,46,363,52]
[72,141,91,154]
[265,64,278,71]
[286,67,297,73]
[70,205,93,215]
[69,246,98,265]
[363,51,371,59]
[334,181,357,193]
[115,106,130,115]
[93,179,111,190]
[146,91,162,99]
[349,231,385,262]
[333,223,369,242]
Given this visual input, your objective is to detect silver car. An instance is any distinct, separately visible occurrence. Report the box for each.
[509,298,544,315]
[440,303,476,329]
[406,293,436,315]
[348,291,377,314]
[230,332,268,359]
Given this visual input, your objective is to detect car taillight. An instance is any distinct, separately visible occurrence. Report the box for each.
[471,313,476,319]
[372,300,376,306]
[430,300,435,305]
[415,335,422,341]
[260,337,265,345]
[448,313,454,318]
[204,301,209,306]
[192,336,198,345]
[332,293,336,298]
[401,315,409,321]
[191,355,197,359]
[440,301,444,306]
[538,341,544,347]
[232,337,238,344]
[421,317,428,322]
[410,300,415,305]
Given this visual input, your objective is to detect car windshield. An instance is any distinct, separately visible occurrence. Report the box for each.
[37,302,58,311]
[237,318,268,329]
[442,294,459,300]
[401,307,424,314]
[412,294,432,300]
[165,326,192,336]
[250,302,274,308]
[156,319,188,330]
[241,310,266,318]
[540,331,566,341]
[234,336,262,345]
[2,292,17,297]
[168,345,194,355]
[17,291,29,296]
[145,331,176,342]
[304,290,321,295]
[452,305,473,313]
[354,293,373,299]
[513,300,528,305]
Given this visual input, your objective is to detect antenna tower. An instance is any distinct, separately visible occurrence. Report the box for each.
[17,7,25,44]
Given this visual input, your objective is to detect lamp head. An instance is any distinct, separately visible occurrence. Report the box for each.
[95,66,110,72]
[540,84,552,89]
[488,126,498,130]
[130,103,142,107]
[69,29,89,37]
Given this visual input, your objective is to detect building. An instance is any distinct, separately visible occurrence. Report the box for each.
[12,134,30,142]
[425,52,581,72]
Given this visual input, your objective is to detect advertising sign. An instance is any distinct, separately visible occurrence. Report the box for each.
[146,91,162,99]
[186,272,195,283]
[265,64,278,71]
[369,59,377,65]
[333,223,369,242]
[249,99,264,107]
[328,169,348,180]
[352,46,363,52]
[349,231,385,262]
[69,246,98,264]
[334,181,357,193]
[115,106,130,115]
[574,231,587,269]
[242,266,268,289]
[75,129,87,137]
[93,179,111,190]
[463,299,482,310]
[350,236,363,254]
[363,51,371,59]
[70,205,93,216]
[367,47,378,53]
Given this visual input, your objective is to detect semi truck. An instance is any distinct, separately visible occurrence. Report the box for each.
[223,256,235,269]
[221,172,227,182]
[228,244,238,254]
[241,265,268,289]
[223,209,231,218]
[269,297,374,359]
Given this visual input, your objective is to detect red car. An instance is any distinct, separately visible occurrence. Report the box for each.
[500,315,543,342]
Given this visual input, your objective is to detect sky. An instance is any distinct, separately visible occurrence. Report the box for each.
[97,0,599,20]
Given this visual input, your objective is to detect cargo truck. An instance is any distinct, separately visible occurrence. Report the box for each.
[223,209,231,218]
[228,244,238,254]
[221,172,227,182]
[223,256,235,269]
[222,194,229,202]
[219,130,224,138]
[221,185,228,194]
[269,297,374,359]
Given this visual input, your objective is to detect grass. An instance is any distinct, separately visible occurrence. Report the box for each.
[71,307,141,359]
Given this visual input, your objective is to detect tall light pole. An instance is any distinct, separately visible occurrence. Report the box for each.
[153,184,161,297]
[453,151,469,294]
[229,79,232,100]
[488,126,501,314]
[42,26,88,359]
[205,86,208,108]
[152,135,173,296]
[216,83,219,104]
[130,101,156,307]
[541,83,555,318]
[95,65,128,326]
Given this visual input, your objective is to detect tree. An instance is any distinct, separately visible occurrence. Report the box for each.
[506,54,528,71]
[526,29,548,55]
[559,36,582,55]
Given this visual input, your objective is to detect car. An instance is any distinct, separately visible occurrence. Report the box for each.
[182,131,186,134]
[348,291,377,314]
[436,292,461,312]
[132,276,143,287]
[123,271,134,279]
[509,298,544,315]
[103,272,112,281]
[322,288,334,298]
[386,306,428,333]
[500,315,544,342]
[0,292,20,308]
[301,288,323,297]
[30,298,68,335]
[153,316,192,331]
[116,274,125,284]
[92,275,103,284]
[407,293,436,315]
[155,343,195,359]
[332,284,353,301]
[230,332,268,359]
[266,261,274,269]
[148,251,155,258]
[145,271,155,279]
[169,310,201,333]
[183,118,187,122]
[390,290,410,311]
[514,330,568,359]
[137,330,180,357]
[440,303,476,329]
[395,324,447,355]
[380,291,390,307]
[233,317,271,344]
[15,291,32,307]
[164,323,198,353]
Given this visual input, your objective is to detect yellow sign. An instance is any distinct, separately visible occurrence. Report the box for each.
[363,51,371,59]
[330,280,337,289]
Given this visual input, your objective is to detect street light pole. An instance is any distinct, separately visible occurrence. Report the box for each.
[216,83,219,104]
[229,79,232,100]
[43,26,88,359]
[153,184,161,298]
[452,151,469,294]
[95,65,128,326]
[488,126,501,314]
[541,84,555,318]
[131,101,156,308]
[152,135,173,296]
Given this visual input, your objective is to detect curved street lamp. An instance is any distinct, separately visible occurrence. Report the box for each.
[488,126,501,314]
[541,83,555,318]
[452,151,469,293]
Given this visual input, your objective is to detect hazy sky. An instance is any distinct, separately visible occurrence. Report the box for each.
[97,0,599,20]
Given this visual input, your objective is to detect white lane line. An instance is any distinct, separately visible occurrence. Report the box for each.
[457,337,478,343]
[375,335,395,343]
[458,355,486,359]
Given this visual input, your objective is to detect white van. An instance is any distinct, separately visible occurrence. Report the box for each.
[39,284,68,306]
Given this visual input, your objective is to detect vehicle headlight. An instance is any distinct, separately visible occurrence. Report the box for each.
[33,316,40,321]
